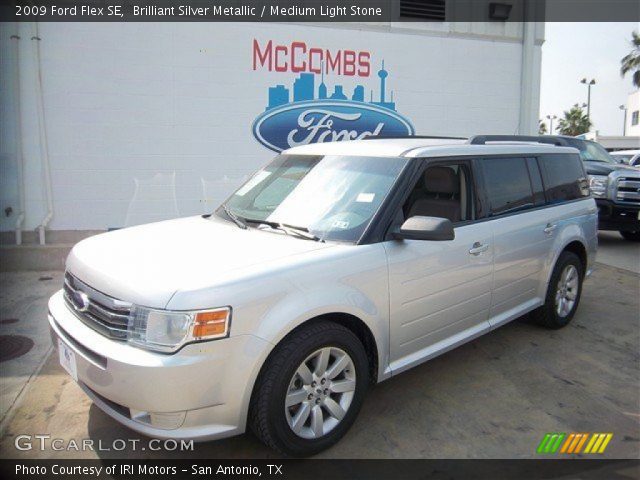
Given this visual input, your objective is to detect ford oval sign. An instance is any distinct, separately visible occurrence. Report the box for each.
[251,58,415,153]
[252,100,415,152]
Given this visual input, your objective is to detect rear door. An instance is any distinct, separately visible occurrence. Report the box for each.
[475,156,553,328]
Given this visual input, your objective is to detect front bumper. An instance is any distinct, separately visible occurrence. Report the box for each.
[48,290,271,440]
[595,199,640,232]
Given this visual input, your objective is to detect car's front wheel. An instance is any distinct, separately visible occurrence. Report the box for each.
[249,321,369,456]
[620,230,640,241]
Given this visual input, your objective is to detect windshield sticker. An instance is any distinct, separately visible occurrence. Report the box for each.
[236,171,271,196]
[332,220,350,229]
[356,193,375,203]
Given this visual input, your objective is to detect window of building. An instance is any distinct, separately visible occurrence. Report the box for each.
[538,154,589,203]
[632,110,639,126]
[477,157,534,217]
[400,0,446,20]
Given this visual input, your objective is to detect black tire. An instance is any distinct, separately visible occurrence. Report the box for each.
[531,251,584,329]
[249,320,369,457]
[620,230,640,241]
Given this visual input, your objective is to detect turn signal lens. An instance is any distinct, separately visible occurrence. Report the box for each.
[192,308,230,339]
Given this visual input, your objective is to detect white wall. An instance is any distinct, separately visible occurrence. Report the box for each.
[0,22,541,232]
[626,90,640,137]
[0,23,21,231]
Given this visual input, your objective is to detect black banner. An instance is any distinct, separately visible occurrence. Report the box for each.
[1,459,639,480]
[1,0,639,22]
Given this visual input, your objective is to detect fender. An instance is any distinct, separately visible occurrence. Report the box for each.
[251,287,389,381]
[542,225,590,300]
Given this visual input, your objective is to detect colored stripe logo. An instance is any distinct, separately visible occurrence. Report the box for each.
[537,433,613,454]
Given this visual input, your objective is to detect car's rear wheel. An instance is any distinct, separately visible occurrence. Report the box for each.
[531,251,584,329]
[249,321,369,456]
[620,230,640,241]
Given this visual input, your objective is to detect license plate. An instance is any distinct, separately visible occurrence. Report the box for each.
[58,338,78,381]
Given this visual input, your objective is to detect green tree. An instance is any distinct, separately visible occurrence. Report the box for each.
[557,105,592,136]
[538,120,548,135]
[620,31,640,88]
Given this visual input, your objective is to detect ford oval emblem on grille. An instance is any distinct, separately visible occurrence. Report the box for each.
[71,290,90,312]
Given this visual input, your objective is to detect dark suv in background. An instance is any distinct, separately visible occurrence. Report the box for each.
[470,136,640,241]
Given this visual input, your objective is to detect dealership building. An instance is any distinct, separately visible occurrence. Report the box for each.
[0,16,544,254]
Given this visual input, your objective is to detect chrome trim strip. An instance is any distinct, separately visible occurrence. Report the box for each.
[64,272,131,341]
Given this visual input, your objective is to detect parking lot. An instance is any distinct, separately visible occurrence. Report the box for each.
[0,232,638,459]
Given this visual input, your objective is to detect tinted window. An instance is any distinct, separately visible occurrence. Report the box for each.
[539,154,589,203]
[478,158,534,216]
[564,138,615,164]
[526,157,546,206]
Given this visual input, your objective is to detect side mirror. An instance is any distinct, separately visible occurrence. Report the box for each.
[393,216,455,241]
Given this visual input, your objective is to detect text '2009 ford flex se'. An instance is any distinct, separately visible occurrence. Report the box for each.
[49,137,597,456]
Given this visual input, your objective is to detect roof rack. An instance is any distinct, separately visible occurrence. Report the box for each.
[468,135,569,146]
[362,135,467,141]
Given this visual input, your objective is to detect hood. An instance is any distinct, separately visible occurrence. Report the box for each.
[66,216,334,308]
[584,161,639,176]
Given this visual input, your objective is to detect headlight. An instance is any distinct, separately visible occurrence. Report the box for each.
[128,306,231,353]
[588,175,608,197]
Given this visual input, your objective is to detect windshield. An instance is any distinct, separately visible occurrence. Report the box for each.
[565,139,616,164]
[611,154,633,164]
[218,154,408,243]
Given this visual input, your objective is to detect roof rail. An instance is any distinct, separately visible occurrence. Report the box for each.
[468,135,568,146]
[362,135,467,140]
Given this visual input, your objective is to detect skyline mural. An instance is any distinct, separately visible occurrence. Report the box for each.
[265,61,397,111]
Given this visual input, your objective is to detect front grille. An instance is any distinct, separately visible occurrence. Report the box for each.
[615,177,640,204]
[63,272,132,340]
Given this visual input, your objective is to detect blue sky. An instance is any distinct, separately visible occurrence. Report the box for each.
[540,22,638,135]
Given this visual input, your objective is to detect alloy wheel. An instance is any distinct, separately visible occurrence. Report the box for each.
[555,264,579,317]
[285,347,356,439]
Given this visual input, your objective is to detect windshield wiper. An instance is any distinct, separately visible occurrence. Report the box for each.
[244,219,323,242]
[222,205,247,229]
[280,223,323,242]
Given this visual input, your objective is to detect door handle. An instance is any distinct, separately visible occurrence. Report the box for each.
[469,242,489,255]
[544,223,557,235]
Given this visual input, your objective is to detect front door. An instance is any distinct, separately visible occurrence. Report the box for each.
[383,162,494,375]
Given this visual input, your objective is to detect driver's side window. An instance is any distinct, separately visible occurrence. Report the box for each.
[401,163,474,224]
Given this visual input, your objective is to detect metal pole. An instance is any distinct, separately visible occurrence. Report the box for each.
[587,84,591,120]
[550,117,553,133]
[623,109,627,136]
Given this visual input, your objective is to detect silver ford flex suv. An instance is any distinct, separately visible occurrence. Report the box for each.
[49,137,597,456]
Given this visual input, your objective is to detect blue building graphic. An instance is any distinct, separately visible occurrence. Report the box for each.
[265,61,397,111]
[267,85,289,109]
[293,73,315,102]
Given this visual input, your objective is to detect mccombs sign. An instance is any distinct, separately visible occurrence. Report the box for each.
[251,39,415,152]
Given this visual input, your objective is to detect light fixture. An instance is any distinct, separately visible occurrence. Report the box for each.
[489,2,512,20]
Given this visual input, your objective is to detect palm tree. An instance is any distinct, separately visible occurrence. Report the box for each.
[620,31,640,88]
[557,105,592,136]
[538,120,547,135]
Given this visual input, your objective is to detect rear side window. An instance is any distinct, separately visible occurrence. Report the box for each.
[478,157,534,216]
[526,157,546,206]
[538,154,589,203]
